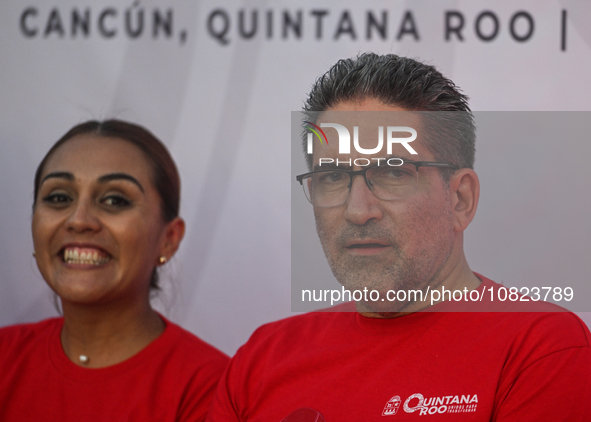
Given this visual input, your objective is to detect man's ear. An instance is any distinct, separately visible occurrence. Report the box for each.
[449,169,479,232]
[158,217,186,263]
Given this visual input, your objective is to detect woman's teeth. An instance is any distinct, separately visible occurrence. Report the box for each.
[64,248,110,266]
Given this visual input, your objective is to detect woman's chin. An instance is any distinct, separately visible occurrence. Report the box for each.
[48,273,118,306]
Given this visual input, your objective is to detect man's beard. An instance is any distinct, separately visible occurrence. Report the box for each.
[316,213,455,313]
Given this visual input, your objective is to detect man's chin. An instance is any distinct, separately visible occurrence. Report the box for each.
[355,299,411,316]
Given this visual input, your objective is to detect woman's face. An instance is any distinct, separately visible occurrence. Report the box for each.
[32,134,173,306]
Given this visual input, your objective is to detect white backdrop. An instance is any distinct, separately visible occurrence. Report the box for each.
[1,0,590,355]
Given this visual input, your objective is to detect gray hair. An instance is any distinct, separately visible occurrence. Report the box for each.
[302,53,475,176]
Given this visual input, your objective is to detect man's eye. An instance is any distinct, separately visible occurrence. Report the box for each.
[317,172,347,184]
[42,193,72,204]
[373,167,414,183]
[102,195,131,207]
[385,170,407,178]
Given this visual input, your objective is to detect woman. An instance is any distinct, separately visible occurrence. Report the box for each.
[0,120,229,421]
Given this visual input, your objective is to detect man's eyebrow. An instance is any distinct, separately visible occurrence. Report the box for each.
[98,173,144,192]
[40,172,74,185]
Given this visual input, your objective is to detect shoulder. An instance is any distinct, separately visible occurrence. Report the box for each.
[210,305,356,417]
[0,318,62,375]
[499,310,590,354]
[231,303,356,365]
[464,276,591,359]
[159,318,230,368]
[0,318,61,349]
[251,302,354,339]
[155,319,230,422]
[0,317,61,334]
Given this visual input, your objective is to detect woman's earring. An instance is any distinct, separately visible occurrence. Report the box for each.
[158,256,167,264]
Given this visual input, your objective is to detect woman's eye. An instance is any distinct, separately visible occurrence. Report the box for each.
[42,193,72,205]
[102,195,131,207]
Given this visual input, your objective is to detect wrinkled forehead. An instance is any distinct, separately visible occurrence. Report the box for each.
[310,110,427,162]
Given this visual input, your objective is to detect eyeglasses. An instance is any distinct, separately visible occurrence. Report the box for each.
[296,160,458,207]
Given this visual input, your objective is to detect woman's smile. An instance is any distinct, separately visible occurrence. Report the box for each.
[61,245,111,266]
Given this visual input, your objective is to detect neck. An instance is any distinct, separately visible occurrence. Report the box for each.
[59,299,165,368]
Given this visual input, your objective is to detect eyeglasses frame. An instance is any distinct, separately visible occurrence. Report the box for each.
[295,160,459,206]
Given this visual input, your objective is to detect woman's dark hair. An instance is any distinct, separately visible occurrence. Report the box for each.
[33,119,181,290]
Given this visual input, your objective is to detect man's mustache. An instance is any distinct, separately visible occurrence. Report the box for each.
[335,223,400,250]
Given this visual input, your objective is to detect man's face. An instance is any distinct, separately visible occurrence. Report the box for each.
[312,99,457,313]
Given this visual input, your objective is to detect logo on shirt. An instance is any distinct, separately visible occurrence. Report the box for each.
[382,396,401,416]
[382,392,478,416]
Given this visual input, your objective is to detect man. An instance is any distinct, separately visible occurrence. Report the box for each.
[207,53,591,421]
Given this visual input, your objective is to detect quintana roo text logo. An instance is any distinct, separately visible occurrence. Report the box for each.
[382,393,478,416]
[404,393,478,416]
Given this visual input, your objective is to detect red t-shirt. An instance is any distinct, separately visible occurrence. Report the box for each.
[0,316,229,421]
[207,276,591,421]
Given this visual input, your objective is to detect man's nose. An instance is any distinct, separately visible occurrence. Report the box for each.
[65,200,101,233]
[343,175,384,225]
